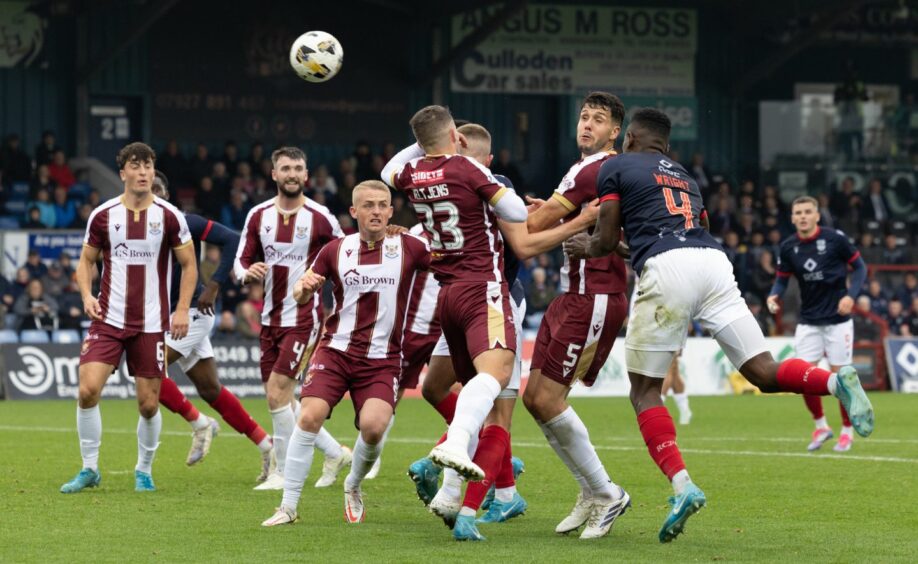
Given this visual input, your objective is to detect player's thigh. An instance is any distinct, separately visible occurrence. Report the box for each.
[297,396,333,433]
[265,370,298,408]
[79,321,124,394]
[625,258,690,353]
[824,320,854,366]
[299,348,350,426]
[472,348,515,387]
[350,364,399,438]
[794,324,825,363]
[356,399,395,443]
[443,281,516,384]
[134,376,162,414]
[400,329,439,391]
[125,331,166,378]
[184,357,221,399]
[422,351,458,404]
[713,314,771,373]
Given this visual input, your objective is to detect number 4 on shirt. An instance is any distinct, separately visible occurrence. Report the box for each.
[663,188,694,229]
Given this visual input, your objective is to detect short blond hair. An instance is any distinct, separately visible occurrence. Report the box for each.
[352,180,391,206]
[457,123,491,161]
[791,196,818,210]
[410,105,454,151]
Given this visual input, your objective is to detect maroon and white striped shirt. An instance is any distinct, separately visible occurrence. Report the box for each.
[311,233,430,361]
[233,197,343,328]
[83,195,192,333]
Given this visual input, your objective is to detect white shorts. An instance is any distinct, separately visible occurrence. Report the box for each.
[165,308,216,372]
[431,296,525,397]
[794,320,853,366]
[626,248,768,378]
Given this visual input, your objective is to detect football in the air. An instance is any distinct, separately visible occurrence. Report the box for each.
[289,31,343,83]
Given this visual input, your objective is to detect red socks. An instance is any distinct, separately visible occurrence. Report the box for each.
[434,392,458,424]
[158,377,200,423]
[803,394,824,419]
[209,387,268,445]
[462,425,510,510]
[637,406,686,480]
[776,359,832,395]
[495,441,515,489]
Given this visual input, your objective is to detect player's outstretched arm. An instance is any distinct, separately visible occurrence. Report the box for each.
[172,244,198,340]
[498,200,599,260]
[565,199,621,259]
[77,244,103,321]
[293,269,326,305]
[193,215,241,315]
[381,143,424,187]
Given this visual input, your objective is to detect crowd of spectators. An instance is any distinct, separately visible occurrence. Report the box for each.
[2,133,917,341]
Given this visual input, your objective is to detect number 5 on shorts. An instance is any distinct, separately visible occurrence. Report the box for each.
[563,343,582,370]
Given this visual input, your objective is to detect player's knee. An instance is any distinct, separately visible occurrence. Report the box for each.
[77,384,100,408]
[265,385,290,410]
[739,358,780,393]
[137,398,159,419]
[522,385,557,422]
[296,410,323,433]
[360,420,388,444]
[421,380,447,406]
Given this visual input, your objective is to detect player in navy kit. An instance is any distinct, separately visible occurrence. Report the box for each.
[565,108,874,543]
[766,196,868,452]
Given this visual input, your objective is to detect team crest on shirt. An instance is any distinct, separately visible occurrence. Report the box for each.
[148,221,162,235]
[384,244,399,259]
[816,239,826,254]
[295,225,309,239]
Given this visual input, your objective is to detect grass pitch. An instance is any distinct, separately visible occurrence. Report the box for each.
[2,393,916,562]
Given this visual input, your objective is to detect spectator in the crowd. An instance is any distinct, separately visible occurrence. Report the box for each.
[57,285,85,330]
[0,134,32,185]
[52,185,77,228]
[737,194,756,218]
[14,278,58,331]
[862,178,891,224]
[221,140,240,176]
[382,141,397,163]
[885,299,908,336]
[736,212,757,244]
[898,272,918,305]
[526,267,556,313]
[199,246,221,285]
[157,140,188,192]
[210,161,231,199]
[766,227,783,258]
[58,252,75,280]
[86,188,101,208]
[259,157,274,181]
[336,156,355,186]
[40,261,70,297]
[816,193,834,228]
[220,189,251,231]
[853,295,881,341]
[24,249,48,279]
[708,181,737,215]
[353,140,374,182]
[34,130,60,167]
[688,152,712,195]
[336,212,356,235]
[829,176,862,230]
[371,154,385,179]
[308,164,337,195]
[745,292,775,336]
[760,196,785,230]
[747,247,775,303]
[834,59,869,161]
[865,279,889,316]
[880,233,907,264]
[26,188,56,228]
[902,296,918,338]
[722,230,744,281]
[250,176,272,205]
[535,253,559,288]
[71,203,93,229]
[23,206,46,229]
[235,283,264,339]
[490,148,524,190]
[195,176,222,219]
[29,164,56,199]
[858,231,882,263]
[235,161,256,194]
[190,143,214,181]
[337,171,357,208]
[47,150,75,189]
[248,142,265,175]
[0,273,16,326]
[390,193,417,228]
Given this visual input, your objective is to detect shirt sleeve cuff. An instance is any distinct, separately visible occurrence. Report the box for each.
[551,192,577,211]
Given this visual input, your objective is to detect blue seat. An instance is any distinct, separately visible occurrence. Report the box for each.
[0,329,18,343]
[5,201,26,215]
[69,183,90,202]
[3,313,17,328]
[20,330,50,343]
[10,182,29,200]
[0,216,20,229]
[52,329,81,344]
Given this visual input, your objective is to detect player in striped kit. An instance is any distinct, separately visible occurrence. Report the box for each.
[149,171,274,481]
[262,180,431,526]
[61,142,198,493]
[522,92,632,539]
[234,147,351,491]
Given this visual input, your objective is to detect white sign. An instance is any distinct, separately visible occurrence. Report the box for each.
[451,5,697,96]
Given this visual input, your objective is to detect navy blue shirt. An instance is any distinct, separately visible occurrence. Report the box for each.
[170,214,241,310]
[494,173,521,285]
[775,227,860,325]
[597,152,720,275]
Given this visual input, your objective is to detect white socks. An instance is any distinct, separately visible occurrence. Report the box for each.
[344,434,382,491]
[495,486,516,503]
[190,413,210,432]
[270,406,295,474]
[539,420,591,497]
[827,374,838,395]
[315,427,343,459]
[135,410,162,474]
[281,427,316,510]
[544,407,617,501]
[441,467,463,499]
[446,373,501,449]
[257,436,273,453]
[672,469,692,495]
[673,393,690,414]
[77,405,102,471]
[814,416,829,429]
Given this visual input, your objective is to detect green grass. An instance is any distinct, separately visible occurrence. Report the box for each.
[2,393,917,562]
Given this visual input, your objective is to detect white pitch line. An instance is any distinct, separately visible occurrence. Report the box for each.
[3,425,916,465]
